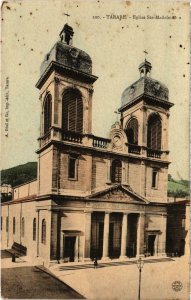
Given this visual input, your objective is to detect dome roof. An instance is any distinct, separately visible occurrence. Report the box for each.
[40,42,92,75]
[121,61,169,108]
[40,24,92,76]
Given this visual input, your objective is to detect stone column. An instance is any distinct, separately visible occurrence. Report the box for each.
[160,214,167,256]
[74,236,79,262]
[102,212,110,260]
[78,236,84,262]
[120,213,128,259]
[136,213,145,257]
[84,211,92,261]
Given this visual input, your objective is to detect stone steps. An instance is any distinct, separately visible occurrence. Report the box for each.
[56,257,174,271]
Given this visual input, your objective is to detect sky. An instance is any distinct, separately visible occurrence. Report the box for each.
[1,0,190,180]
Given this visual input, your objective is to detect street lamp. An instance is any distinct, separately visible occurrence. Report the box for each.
[136,256,144,300]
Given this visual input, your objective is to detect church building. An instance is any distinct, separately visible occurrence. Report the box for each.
[1,24,174,264]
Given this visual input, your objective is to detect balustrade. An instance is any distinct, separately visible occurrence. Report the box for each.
[127,143,141,155]
[62,130,83,144]
[147,149,162,159]
[93,136,110,149]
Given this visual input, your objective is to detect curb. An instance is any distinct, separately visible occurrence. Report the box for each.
[35,265,85,299]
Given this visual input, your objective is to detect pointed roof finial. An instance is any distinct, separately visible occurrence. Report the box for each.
[143,50,148,61]
[64,12,70,23]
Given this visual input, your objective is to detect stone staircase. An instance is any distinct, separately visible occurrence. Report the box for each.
[56,257,174,271]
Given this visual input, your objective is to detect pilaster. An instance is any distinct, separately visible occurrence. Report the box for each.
[102,212,110,260]
[136,213,145,257]
[84,211,92,261]
[120,213,128,259]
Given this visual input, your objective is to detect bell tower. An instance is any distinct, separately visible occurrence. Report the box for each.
[119,59,174,159]
[36,24,98,195]
[36,23,98,142]
[117,59,174,202]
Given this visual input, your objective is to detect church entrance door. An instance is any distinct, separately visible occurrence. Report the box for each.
[63,236,76,262]
[109,213,122,258]
[148,235,156,256]
[91,213,104,260]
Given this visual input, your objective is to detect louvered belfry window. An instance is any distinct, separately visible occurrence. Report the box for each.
[147,114,162,150]
[125,118,138,144]
[43,94,52,135]
[111,160,122,183]
[62,89,83,133]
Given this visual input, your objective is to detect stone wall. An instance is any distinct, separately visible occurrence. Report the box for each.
[13,180,37,200]
[1,200,51,264]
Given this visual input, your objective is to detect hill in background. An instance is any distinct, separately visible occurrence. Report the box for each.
[1,162,189,197]
[1,162,37,187]
[167,179,189,198]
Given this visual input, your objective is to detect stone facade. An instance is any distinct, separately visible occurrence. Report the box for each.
[1,24,175,264]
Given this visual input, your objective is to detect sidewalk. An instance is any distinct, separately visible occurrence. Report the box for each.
[46,256,190,300]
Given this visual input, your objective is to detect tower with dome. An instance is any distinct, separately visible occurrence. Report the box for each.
[1,24,174,263]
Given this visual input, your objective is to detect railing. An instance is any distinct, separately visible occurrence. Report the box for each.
[93,136,111,149]
[62,130,83,144]
[127,143,141,155]
[38,131,51,146]
[147,149,162,159]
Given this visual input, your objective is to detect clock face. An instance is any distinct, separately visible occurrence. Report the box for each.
[113,135,122,147]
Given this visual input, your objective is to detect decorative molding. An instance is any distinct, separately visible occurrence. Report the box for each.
[54,76,60,84]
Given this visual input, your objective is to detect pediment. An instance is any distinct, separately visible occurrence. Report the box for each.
[88,185,149,204]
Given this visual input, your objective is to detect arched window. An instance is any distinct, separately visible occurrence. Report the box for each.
[62,89,83,133]
[147,114,162,150]
[21,217,25,237]
[41,219,46,244]
[13,217,16,235]
[125,118,138,145]
[43,94,52,135]
[33,218,36,241]
[111,160,122,183]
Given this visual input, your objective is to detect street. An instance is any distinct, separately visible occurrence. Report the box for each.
[1,250,84,299]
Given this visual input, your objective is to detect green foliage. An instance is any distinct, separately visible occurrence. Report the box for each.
[168,179,189,197]
[1,162,37,187]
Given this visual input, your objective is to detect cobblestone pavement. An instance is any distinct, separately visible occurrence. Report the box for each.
[1,250,84,299]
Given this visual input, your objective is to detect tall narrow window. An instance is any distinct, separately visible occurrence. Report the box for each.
[21,217,25,237]
[152,169,158,188]
[62,89,83,133]
[1,217,2,230]
[6,217,8,232]
[41,219,46,244]
[125,118,138,144]
[147,114,162,150]
[43,94,52,135]
[33,218,36,241]
[111,160,122,183]
[13,217,16,235]
[68,155,78,180]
